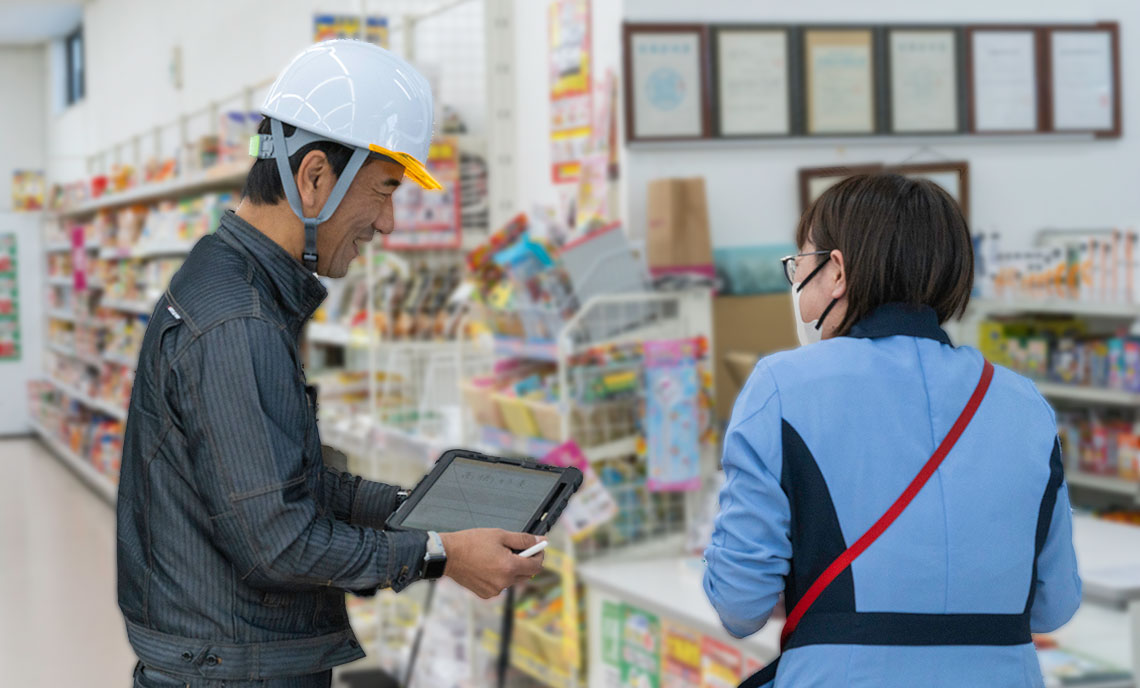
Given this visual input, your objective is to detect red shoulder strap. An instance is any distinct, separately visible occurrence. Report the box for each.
[779,360,995,647]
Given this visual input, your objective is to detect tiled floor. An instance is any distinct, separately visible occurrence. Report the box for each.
[0,437,136,687]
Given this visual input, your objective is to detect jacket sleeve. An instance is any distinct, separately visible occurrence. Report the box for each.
[320,465,403,530]
[1029,439,1082,632]
[174,318,426,593]
[703,361,792,639]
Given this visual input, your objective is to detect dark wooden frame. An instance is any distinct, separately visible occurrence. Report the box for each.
[801,26,881,137]
[965,25,1047,134]
[887,161,971,221]
[622,23,713,143]
[709,25,798,138]
[883,26,966,135]
[1041,22,1122,138]
[798,163,884,211]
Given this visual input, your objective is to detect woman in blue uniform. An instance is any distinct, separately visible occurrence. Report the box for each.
[703,174,1081,687]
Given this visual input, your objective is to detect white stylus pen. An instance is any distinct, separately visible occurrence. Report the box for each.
[518,540,549,558]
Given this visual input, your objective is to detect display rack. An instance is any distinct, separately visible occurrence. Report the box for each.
[28,417,118,505]
[954,298,1140,503]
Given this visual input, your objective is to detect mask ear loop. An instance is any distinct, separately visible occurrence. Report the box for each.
[795,253,832,293]
[793,253,839,331]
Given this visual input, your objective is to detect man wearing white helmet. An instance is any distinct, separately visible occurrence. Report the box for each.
[117,40,542,687]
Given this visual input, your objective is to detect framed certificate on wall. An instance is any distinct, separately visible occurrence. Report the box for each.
[803,28,877,135]
[798,164,883,211]
[711,26,793,137]
[888,161,970,220]
[623,24,711,141]
[1046,23,1121,137]
[967,27,1043,133]
[886,28,962,134]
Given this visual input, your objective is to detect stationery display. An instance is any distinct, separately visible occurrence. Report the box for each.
[644,339,702,493]
[975,231,1139,304]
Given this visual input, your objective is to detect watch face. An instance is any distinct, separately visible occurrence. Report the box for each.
[424,556,447,580]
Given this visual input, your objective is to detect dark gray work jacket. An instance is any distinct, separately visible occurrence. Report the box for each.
[116,210,426,680]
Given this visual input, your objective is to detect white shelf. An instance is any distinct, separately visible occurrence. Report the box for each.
[54,161,250,219]
[44,376,128,421]
[478,425,639,464]
[29,418,118,506]
[1068,470,1140,501]
[100,240,198,261]
[970,298,1140,319]
[1035,382,1140,406]
[47,275,73,286]
[101,298,155,316]
[46,309,77,323]
[307,322,353,346]
[46,341,102,368]
[103,351,137,368]
[45,240,100,253]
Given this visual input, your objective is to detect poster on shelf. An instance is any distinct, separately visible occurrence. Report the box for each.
[312,14,388,47]
[600,600,624,688]
[541,441,618,540]
[645,339,702,492]
[0,234,19,361]
[386,137,462,250]
[888,29,959,133]
[700,636,743,688]
[621,604,661,688]
[1050,29,1115,132]
[71,224,88,291]
[804,29,876,135]
[549,0,592,184]
[661,621,702,688]
[970,30,1038,132]
[11,170,44,212]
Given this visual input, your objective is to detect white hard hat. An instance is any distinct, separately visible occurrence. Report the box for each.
[261,39,442,191]
[251,39,441,271]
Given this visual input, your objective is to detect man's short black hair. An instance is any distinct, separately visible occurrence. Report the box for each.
[241,118,356,205]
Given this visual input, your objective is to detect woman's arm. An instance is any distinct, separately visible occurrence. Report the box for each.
[703,362,792,638]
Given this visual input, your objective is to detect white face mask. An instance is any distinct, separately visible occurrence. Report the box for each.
[792,282,823,347]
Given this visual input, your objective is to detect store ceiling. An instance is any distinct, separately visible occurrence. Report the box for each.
[0,1,81,46]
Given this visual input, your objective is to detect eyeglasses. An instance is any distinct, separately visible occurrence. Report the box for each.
[780,250,831,286]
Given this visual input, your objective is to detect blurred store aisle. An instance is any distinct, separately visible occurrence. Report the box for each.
[0,438,135,687]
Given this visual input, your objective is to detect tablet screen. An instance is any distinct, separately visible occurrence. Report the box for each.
[400,457,563,532]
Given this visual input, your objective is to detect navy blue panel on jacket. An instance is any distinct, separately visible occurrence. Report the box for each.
[117,211,427,681]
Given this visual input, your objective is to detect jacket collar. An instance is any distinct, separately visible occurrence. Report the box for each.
[846,303,953,346]
[215,210,327,332]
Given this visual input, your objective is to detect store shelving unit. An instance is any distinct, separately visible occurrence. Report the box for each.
[51,161,250,220]
[28,418,118,505]
[42,376,127,421]
[958,298,1140,505]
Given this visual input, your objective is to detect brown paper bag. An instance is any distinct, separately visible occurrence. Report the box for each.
[646,177,714,278]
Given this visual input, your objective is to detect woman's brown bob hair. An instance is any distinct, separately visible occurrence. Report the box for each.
[795,173,974,336]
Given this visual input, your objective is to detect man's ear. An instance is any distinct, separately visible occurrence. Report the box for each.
[829,249,847,300]
[295,149,333,217]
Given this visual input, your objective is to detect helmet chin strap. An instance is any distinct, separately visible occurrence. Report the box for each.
[268,118,370,274]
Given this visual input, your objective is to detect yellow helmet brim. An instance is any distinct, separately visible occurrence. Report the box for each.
[368,144,444,191]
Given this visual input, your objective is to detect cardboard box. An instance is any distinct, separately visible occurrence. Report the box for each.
[714,294,797,421]
[646,177,714,278]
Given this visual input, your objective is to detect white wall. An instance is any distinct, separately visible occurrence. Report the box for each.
[0,46,46,433]
[621,0,1140,250]
[43,0,488,184]
[2,46,47,210]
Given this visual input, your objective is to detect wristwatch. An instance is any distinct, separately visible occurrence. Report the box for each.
[422,530,447,580]
[395,488,412,510]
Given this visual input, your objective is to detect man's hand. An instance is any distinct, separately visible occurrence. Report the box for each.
[438,529,546,599]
